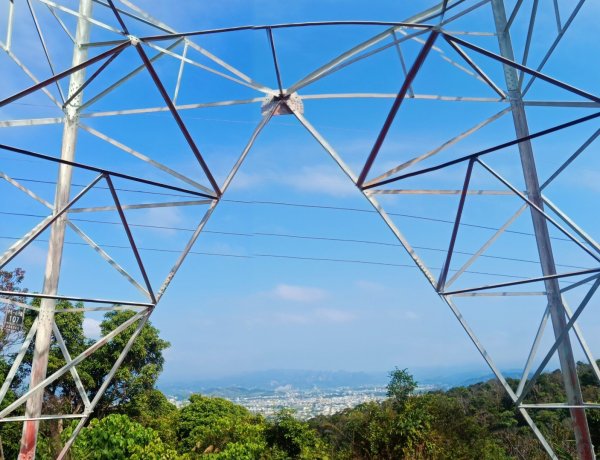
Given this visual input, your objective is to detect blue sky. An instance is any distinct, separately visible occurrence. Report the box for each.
[1,0,599,384]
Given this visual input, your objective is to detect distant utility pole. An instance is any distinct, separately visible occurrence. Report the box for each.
[18,0,93,458]
[490,1,595,459]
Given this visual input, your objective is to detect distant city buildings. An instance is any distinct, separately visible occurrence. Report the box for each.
[167,384,438,419]
[237,387,387,419]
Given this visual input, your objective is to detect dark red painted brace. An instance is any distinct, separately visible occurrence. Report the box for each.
[134,44,222,197]
[357,31,439,188]
[0,41,130,109]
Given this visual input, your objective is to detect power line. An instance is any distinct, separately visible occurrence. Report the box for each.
[5,176,576,242]
[252,232,589,270]
[0,234,544,281]
[9,177,189,197]
[0,207,591,271]
[0,177,593,278]
[0,234,249,259]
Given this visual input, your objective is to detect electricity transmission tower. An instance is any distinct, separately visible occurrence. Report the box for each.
[0,0,598,458]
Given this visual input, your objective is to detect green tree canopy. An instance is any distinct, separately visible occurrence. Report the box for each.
[17,305,169,458]
[387,367,417,406]
[176,394,266,457]
[123,388,179,445]
[68,413,179,460]
[265,409,330,460]
[82,310,170,417]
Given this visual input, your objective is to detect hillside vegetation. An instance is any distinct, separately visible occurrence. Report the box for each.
[0,270,598,459]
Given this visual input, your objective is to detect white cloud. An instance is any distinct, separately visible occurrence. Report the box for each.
[271,284,327,302]
[274,312,311,324]
[83,318,101,339]
[229,165,357,197]
[571,170,600,193]
[272,308,355,325]
[281,165,357,197]
[140,206,184,236]
[355,280,386,292]
[315,308,356,323]
[18,243,48,268]
[227,170,265,191]
[404,310,419,320]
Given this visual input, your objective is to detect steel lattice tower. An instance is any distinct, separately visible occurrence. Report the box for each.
[0,1,598,458]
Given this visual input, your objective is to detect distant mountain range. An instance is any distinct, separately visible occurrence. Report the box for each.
[158,367,523,398]
[159,369,388,398]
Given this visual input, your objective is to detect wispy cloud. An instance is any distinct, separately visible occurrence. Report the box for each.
[315,308,356,323]
[83,317,101,339]
[273,308,355,325]
[18,243,48,268]
[570,169,600,193]
[404,310,419,320]
[355,280,386,292]
[271,284,327,302]
[274,312,311,324]
[282,165,356,197]
[229,165,357,197]
[139,207,184,236]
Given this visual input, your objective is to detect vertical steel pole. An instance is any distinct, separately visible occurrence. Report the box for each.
[490,1,595,458]
[18,0,92,458]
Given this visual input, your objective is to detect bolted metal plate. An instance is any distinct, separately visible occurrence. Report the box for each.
[261,93,304,116]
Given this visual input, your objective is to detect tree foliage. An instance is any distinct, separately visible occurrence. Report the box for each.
[265,409,329,459]
[176,394,265,457]
[386,367,417,406]
[18,297,169,458]
[3,272,600,459]
[83,310,170,417]
[69,414,179,460]
[122,388,179,445]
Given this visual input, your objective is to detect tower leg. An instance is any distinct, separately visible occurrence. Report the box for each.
[18,1,93,458]
[490,1,595,458]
